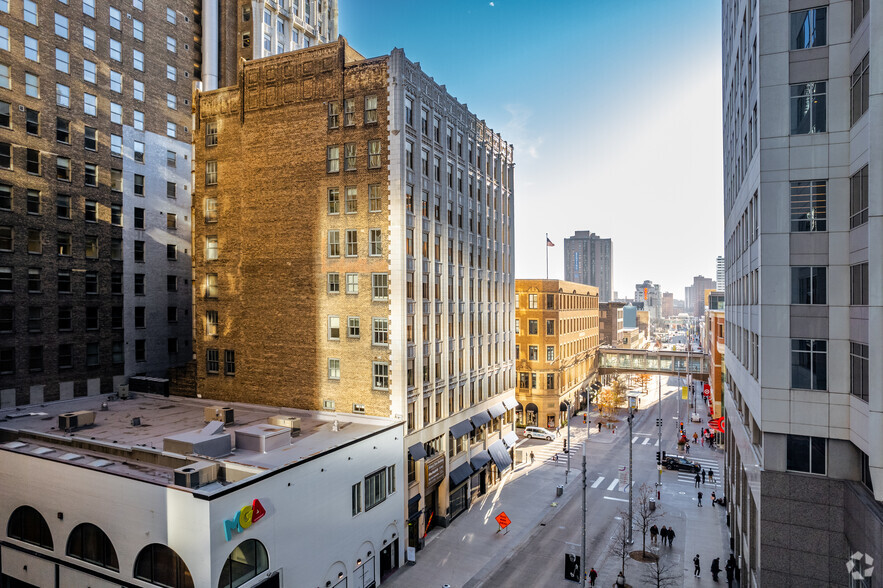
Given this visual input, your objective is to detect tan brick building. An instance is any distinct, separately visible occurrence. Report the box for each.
[514,280,599,429]
[192,38,517,553]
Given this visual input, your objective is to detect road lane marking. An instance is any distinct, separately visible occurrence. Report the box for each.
[603,496,628,502]
[632,437,639,443]
[642,438,650,445]
[607,479,618,491]
[591,477,605,489]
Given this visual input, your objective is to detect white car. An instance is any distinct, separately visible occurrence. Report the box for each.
[690,412,702,423]
[523,426,555,441]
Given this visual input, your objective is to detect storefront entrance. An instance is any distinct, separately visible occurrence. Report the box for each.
[449,483,468,521]
[379,539,399,581]
[424,490,438,533]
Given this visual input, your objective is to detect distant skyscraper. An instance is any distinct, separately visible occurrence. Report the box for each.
[686,275,715,316]
[564,231,613,302]
[716,256,725,291]
[633,280,662,322]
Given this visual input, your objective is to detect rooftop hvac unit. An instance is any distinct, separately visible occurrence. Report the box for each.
[268,415,302,437]
[58,410,96,431]
[117,384,129,399]
[173,461,219,489]
[204,406,234,425]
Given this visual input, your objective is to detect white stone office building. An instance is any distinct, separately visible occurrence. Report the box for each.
[722,0,882,585]
[0,395,403,588]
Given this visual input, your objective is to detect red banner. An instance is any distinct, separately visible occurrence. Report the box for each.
[708,417,725,433]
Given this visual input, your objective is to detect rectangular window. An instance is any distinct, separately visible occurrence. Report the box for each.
[205,161,218,185]
[373,362,389,390]
[83,27,96,51]
[134,174,144,196]
[352,482,361,516]
[329,358,341,380]
[133,49,144,71]
[26,149,40,175]
[109,6,121,29]
[547,346,555,362]
[224,350,235,375]
[546,319,555,335]
[853,0,869,32]
[56,195,71,219]
[373,318,388,345]
[205,274,218,298]
[111,134,122,157]
[372,273,388,300]
[327,146,340,173]
[134,274,145,295]
[851,263,869,305]
[0,143,8,169]
[347,316,360,338]
[791,339,827,390]
[205,235,218,260]
[528,346,538,361]
[24,72,38,97]
[328,230,340,257]
[791,266,826,304]
[84,163,97,187]
[365,95,378,124]
[369,184,381,212]
[83,59,96,83]
[29,346,43,372]
[84,200,97,222]
[850,165,869,228]
[789,180,826,232]
[345,186,357,213]
[790,82,826,134]
[56,83,70,108]
[0,103,8,128]
[343,98,354,126]
[27,269,40,292]
[84,271,97,294]
[369,229,382,256]
[24,36,38,62]
[166,36,177,53]
[528,293,538,309]
[58,270,71,293]
[346,273,358,295]
[167,244,177,260]
[134,80,144,101]
[790,7,826,50]
[206,311,219,337]
[344,143,356,171]
[328,315,340,340]
[850,342,869,402]
[55,48,69,73]
[133,141,144,163]
[850,54,870,126]
[0,267,10,291]
[529,320,538,335]
[85,236,98,258]
[346,229,358,256]
[786,434,826,474]
[26,189,40,214]
[109,39,121,61]
[206,349,219,373]
[328,272,340,293]
[167,93,177,110]
[328,102,339,129]
[84,93,97,116]
[368,139,381,169]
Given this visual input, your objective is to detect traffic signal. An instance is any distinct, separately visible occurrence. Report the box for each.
[656,451,667,465]
[583,414,587,424]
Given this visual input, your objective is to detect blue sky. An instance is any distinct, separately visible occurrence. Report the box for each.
[339,0,724,300]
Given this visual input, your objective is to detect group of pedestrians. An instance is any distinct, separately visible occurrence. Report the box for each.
[694,553,738,585]
[648,524,676,547]
[693,467,715,487]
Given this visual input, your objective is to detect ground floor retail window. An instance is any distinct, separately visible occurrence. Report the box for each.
[218,539,269,588]
[353,556,375,588]
[449,483,468,521]
[134,543,194,588]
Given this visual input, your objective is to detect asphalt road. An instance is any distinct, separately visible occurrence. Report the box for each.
[480,379,692,587]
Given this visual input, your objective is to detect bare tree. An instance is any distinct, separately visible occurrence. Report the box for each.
[608,514,630,579]
[634,483,663,557]
[641,556,681,588]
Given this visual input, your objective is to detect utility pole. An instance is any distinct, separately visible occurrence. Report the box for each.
[581,392,588,587]
[657,375,662,500]
[566,403,572,482]
[627,398,634,545]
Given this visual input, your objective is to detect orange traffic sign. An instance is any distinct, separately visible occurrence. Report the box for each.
[495,511,511,529]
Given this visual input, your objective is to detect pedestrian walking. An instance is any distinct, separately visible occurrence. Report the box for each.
[701,469,707,485]
[698,491,703,506]
[659,526,668,546]
[711,557,721,582]
[694,554,701,577]
[701,435,705,447]
[693,432,699,444]
[711,491,717,506]
[614,571,625,587]
[725,555,736,587]
[553,453,558,462]
[650,524,658,545]
[694,472,701,488]
[589,567,597,586]
[598,422,602,433]
[612,425,616,435]
[668,527,675,547]
[530,451,535,464]
[564,439,568,453]
[685,443,690,454]
[708,467,715,483]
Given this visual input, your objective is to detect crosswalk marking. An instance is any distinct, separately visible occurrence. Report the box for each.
[591,477,604,489]
[606,479,618,491]
[642,438,650,445]
[632,436,639,444]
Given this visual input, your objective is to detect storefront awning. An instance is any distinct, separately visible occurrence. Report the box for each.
[408,443,427,461]
[450,419,474,439]
[487,402,506,419]
[488,440,513,472]
[503,397,519,411]
[449,461,474,487]
[470,450,491,470]
[502,431,519,448]
[470,411,491,428]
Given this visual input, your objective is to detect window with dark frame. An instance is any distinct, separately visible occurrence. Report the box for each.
[850,165,869,228]
[851,53,869,126]
[791,338,826,390]
[789,180,826,232]
[790,266,826,304]
[786,434,826,475]
[850,342,869,402]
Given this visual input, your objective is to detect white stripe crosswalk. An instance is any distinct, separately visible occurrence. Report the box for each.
[631,437,659,446]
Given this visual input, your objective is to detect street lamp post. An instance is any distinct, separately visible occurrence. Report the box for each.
[581,391,589,588]
[627,398,634,545]
[657,375,662,500]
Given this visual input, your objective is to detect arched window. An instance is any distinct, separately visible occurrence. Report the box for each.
[7,506,53,549]
[67,523,119,571]
[218,539,269,588]
[134,544,194,588]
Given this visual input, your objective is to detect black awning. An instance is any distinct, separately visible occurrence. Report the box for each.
[470,450,491,470]
[408,494,422,514]
[502,431,519,448]
[488,402,506,419]
[408,442,427,461]
[470,411,491,428]
[450,419,474,439]
[503,397,518,410]
[488,440,513,472]
[449,461,474,487]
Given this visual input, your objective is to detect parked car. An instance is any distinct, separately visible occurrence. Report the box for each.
[523,426,555,441]
[690,412,702,423]
[663,456,701,473]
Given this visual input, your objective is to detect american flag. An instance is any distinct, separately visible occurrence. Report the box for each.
[546,236,555,247]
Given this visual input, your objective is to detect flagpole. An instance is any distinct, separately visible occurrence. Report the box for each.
[546,233,549,279]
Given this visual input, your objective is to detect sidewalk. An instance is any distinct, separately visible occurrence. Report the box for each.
[382,446,584,588]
